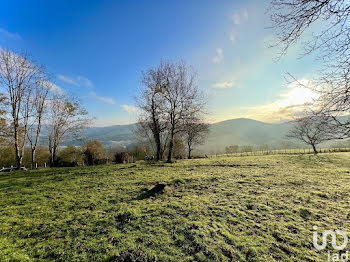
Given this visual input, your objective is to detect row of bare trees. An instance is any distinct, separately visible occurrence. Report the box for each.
[0,49,90,168]
[269,0,350,153]
[135,60,209,162]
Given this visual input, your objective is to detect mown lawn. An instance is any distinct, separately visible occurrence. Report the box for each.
[1,153,350,261]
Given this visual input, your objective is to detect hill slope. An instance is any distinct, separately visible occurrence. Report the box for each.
[1,154,348,261]
[206,118,293,152]
[83,124,137,147]
[79,118,293,150]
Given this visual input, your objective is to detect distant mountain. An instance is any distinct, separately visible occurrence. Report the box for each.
[82,124,137,148]
[205,118,293,152]
[75,118,295,151]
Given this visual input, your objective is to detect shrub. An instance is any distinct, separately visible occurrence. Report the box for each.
[114,151,134,164]
[56,145,84,167]
[225,145,240,154]
[84,140,106,165]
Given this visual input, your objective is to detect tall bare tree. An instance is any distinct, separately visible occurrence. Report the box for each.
[134,119,168,161]
[26,78,51,168]
[0,93,8,143]
[0,49,43,168]
[135,61,169,161]
[47,93,90,166]
[183,120,209,159]
[136,60,207,162]
[160,61,206,163]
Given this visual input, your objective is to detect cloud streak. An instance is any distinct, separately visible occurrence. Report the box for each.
[90,91,115,105]
[213,48,224,64]
[0,28,21,40]
[121,105,138,113]
[231,9,248,25]
[59,74,114,106]
[48,82,64,94]
[232,14,241,25]
[57,75,93,88]
[212,81,235,89]
[230,31,237,44]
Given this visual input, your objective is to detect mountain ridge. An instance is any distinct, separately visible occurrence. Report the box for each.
[77,118,294,151]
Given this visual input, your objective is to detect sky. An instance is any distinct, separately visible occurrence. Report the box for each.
[0,0,321,126]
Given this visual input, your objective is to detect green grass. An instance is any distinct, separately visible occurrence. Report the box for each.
[1,153,350,261]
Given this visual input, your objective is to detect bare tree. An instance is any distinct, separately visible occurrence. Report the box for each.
[183,120,209,159]
[134,119,168,161]
[0,93,8,143]
[26,78,51,168]
[159,61,207,163]
[0,49,43,168]
[136,60,207,162]
[135,61,169,161]
[269,0,350,61]
[47,93,90,166]
[287,115,333,154]
[269,0,350,140]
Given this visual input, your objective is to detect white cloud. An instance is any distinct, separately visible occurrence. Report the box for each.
[232,14,241,25]
[243,9,249,20]
[38,80,64,94]
[77,76,93,88]
[232,9,248,25]
[213,48,224,64]
[48,83,64,94]
[57,75,78,86]
[89,91,115,105]
[0,28,21,40]
[57,74,93,88]
[230,31,237,44]
[121,105,138,113]
[212,81,235,89]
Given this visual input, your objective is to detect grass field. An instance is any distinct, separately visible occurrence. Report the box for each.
[1,153,350,261]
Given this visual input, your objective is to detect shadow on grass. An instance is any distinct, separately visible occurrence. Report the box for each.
[136,183,167,200]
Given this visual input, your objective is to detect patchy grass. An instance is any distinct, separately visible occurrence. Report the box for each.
[1,153,350,261]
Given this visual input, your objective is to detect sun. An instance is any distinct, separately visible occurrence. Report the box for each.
[276,79,318,109]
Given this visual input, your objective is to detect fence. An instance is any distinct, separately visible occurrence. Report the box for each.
[208,147,350,158]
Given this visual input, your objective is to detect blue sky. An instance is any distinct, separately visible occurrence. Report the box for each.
[0,0,321,126]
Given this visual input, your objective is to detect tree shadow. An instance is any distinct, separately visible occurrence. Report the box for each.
[136,183,167,200]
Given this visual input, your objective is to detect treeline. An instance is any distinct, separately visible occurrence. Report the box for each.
[0,138,193,168]
[0,51,210,168]
[0,49,91,168]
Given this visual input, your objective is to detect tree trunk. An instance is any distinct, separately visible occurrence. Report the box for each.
[15,153,22,169]
[167,130,175,163]
[312,144,318,154]
[155,132,161,161]
[49,154,54,167]
[187,139,192,159]
[188,148,192,159]
[31,118,42,169]
[50,146,57,167]
[31,148,36,169]
[14,124,22,168]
